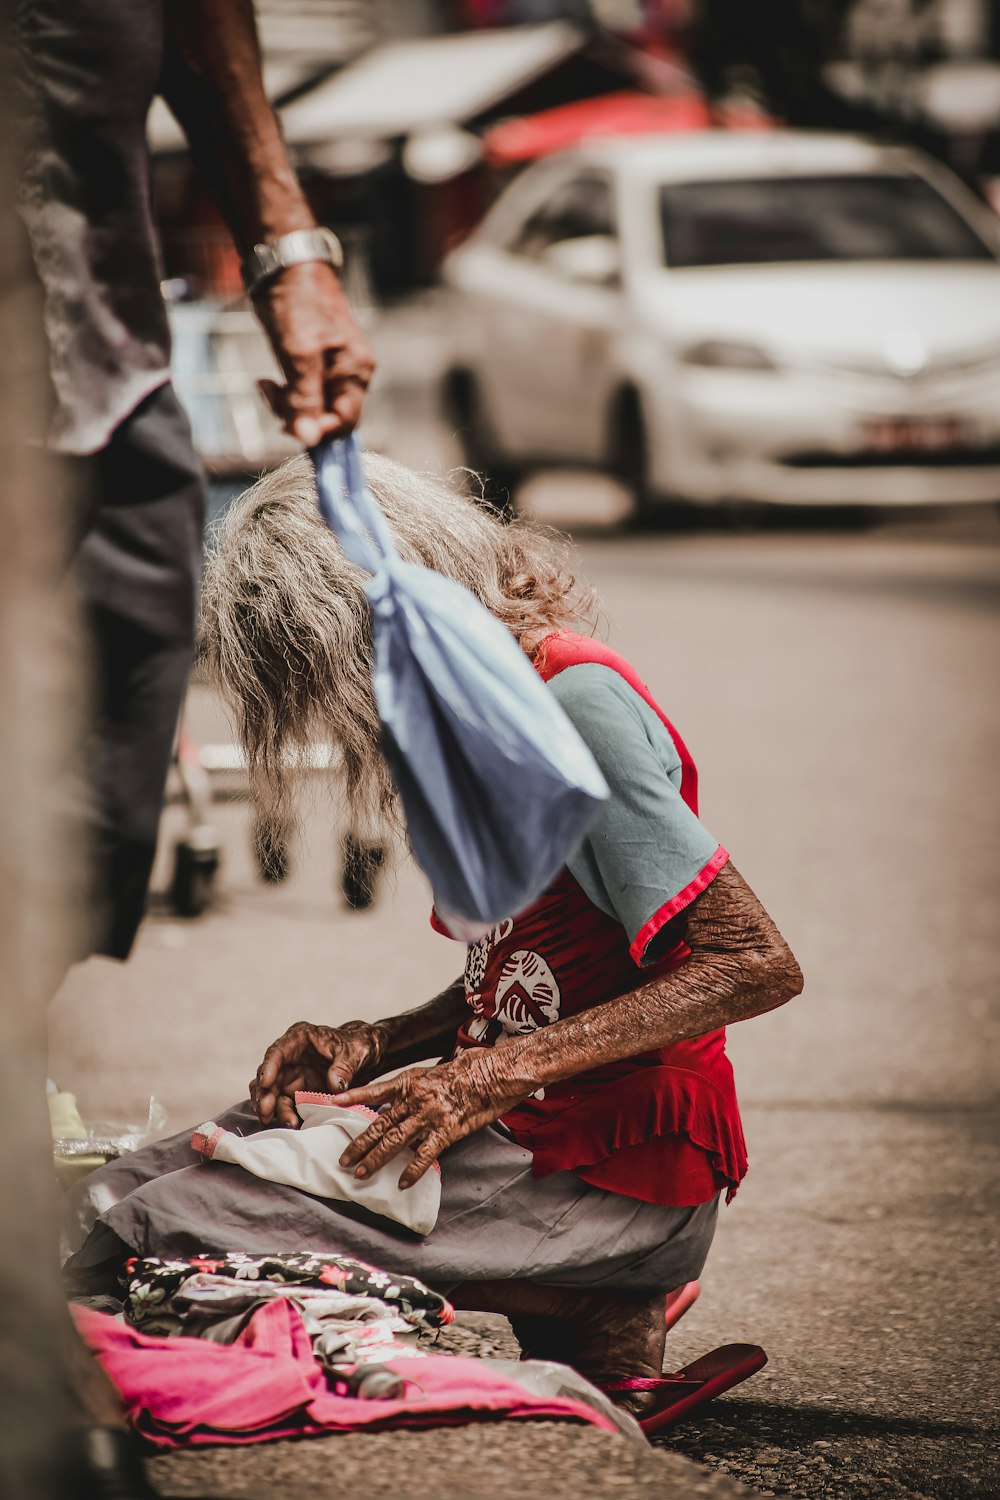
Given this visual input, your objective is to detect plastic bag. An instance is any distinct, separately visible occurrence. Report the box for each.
[51,1094,168,1161]
[310,437,608,936]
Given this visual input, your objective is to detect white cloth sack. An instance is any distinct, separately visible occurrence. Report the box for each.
[191,1097,441,1237]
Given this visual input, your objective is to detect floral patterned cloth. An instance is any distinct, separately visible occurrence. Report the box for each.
[125,1254,452,1338]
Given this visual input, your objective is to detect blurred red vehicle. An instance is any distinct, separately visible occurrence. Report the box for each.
[482,89,771,167]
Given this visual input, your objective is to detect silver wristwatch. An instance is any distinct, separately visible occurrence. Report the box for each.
[241,226,344,298]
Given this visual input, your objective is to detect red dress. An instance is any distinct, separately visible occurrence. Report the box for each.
[439,631,748,1208]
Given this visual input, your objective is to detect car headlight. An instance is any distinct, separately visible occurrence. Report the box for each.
[680,340,778,371]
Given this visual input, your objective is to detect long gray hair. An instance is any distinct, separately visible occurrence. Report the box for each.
[199,451,597,829]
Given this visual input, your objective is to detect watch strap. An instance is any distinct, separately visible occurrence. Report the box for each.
[241,227,344,297]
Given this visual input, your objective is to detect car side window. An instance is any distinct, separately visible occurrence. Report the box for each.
[507,174,617,261]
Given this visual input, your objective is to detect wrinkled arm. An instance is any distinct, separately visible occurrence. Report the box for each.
[495,860,802,1094]
[336,863,803,1185]
[370,978,469,1073]
[160,1,373,439]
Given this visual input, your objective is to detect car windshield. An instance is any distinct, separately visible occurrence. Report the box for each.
[659,173,995,268]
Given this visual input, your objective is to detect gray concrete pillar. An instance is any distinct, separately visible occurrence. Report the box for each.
[0,89,81,1496]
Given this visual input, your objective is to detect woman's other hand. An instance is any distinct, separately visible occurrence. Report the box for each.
[249,1019,386,1128]
[332,1047,530,1188]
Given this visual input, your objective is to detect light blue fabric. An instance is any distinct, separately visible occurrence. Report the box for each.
[309,438,609,936]
[548,665,722,962]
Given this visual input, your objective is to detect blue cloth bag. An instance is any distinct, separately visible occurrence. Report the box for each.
[310,436,608,938]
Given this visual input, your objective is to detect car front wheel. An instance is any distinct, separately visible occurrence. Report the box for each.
[613,394,655,523]
[612,392,700,531]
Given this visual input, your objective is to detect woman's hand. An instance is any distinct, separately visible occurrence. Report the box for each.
[249,1019,387,1128]
[332,1046,531,1188]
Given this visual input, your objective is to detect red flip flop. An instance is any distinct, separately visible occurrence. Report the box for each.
[602,1342,767,1436]
[664,1280,700,1332]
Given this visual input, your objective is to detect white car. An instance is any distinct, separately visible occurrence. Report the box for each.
[441,131,1000,515]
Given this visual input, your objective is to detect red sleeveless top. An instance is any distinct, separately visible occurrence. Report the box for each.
[441,631,748,1207]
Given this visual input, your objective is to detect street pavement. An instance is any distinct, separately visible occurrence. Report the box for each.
[49,382,1000,1497]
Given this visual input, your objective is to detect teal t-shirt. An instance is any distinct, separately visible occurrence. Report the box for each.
[548,664,723,963]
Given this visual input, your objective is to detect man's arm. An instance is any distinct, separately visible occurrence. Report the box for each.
[336,863,803,1185]
[160,0,374,440]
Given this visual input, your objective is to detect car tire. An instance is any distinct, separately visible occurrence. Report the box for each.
[612,392,695,530]
[443,371,521,515]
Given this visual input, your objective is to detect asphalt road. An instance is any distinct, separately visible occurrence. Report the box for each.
[50,422,1000,1497]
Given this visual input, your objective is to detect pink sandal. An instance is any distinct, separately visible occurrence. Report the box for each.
[603,1343,767,1436]
[664,1280,700,1332]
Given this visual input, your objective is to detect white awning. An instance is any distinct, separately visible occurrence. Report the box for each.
[279,22,583,145]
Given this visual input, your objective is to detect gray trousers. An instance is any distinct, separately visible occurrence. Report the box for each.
[69,383,205,959]
[65,1100,719,1296]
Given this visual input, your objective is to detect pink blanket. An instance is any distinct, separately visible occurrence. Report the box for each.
[72,1303,616,1448]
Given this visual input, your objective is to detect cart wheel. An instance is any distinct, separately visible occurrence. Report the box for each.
[170,838,220,918]
[252,813,291,883]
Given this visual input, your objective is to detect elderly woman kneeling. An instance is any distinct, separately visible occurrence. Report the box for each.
[67,453,802,1416]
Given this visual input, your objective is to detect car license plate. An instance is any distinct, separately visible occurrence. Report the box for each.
[864,417,969,453]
